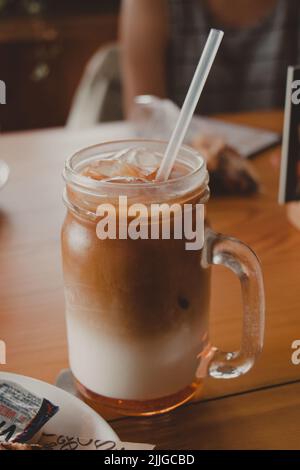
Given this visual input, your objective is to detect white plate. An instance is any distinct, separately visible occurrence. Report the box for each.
[0,372,118,442]
[0,160,9,189]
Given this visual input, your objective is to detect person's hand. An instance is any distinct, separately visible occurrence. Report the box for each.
[269,148,281,169]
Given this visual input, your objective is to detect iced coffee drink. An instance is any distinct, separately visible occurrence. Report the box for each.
[61,140,265,415]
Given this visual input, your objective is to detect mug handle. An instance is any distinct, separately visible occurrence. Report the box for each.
[202,228,265,379]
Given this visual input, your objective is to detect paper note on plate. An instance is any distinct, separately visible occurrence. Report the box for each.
[40,433,155,451]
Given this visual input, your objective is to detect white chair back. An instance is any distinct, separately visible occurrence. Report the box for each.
[67,44,122,129]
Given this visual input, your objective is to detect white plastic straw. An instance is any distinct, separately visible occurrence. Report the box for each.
[156,29,224,182]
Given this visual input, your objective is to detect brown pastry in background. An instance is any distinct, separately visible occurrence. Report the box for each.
[192,136,259,195]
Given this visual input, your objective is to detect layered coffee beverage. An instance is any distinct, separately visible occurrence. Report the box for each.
[62,141,210,415]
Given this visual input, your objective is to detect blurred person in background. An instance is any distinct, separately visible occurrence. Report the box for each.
[120,0,300,117]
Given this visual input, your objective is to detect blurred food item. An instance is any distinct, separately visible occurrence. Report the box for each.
[0,442,43,451]
[192,135,259,195]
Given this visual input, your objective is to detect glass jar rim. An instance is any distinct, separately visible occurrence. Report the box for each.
[63,139,208,193]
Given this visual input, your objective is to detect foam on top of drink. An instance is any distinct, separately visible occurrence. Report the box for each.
[81,147,189,184]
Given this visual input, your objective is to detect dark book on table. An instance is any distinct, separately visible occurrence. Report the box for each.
[279,66,300,203]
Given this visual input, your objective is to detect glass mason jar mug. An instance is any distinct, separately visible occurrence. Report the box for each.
[61,140,265,416]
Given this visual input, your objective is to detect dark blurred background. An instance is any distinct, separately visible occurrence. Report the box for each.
[0,0,121,131]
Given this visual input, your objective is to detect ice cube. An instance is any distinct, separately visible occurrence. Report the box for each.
[119,147,160,167]
[82,147,162,182]
[82,159,122,180]
[118,147,161,178]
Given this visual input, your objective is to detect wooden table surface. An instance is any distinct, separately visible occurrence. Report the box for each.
[1,111,300,449]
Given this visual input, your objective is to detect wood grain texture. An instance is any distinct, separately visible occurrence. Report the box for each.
[112,380,300,449]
